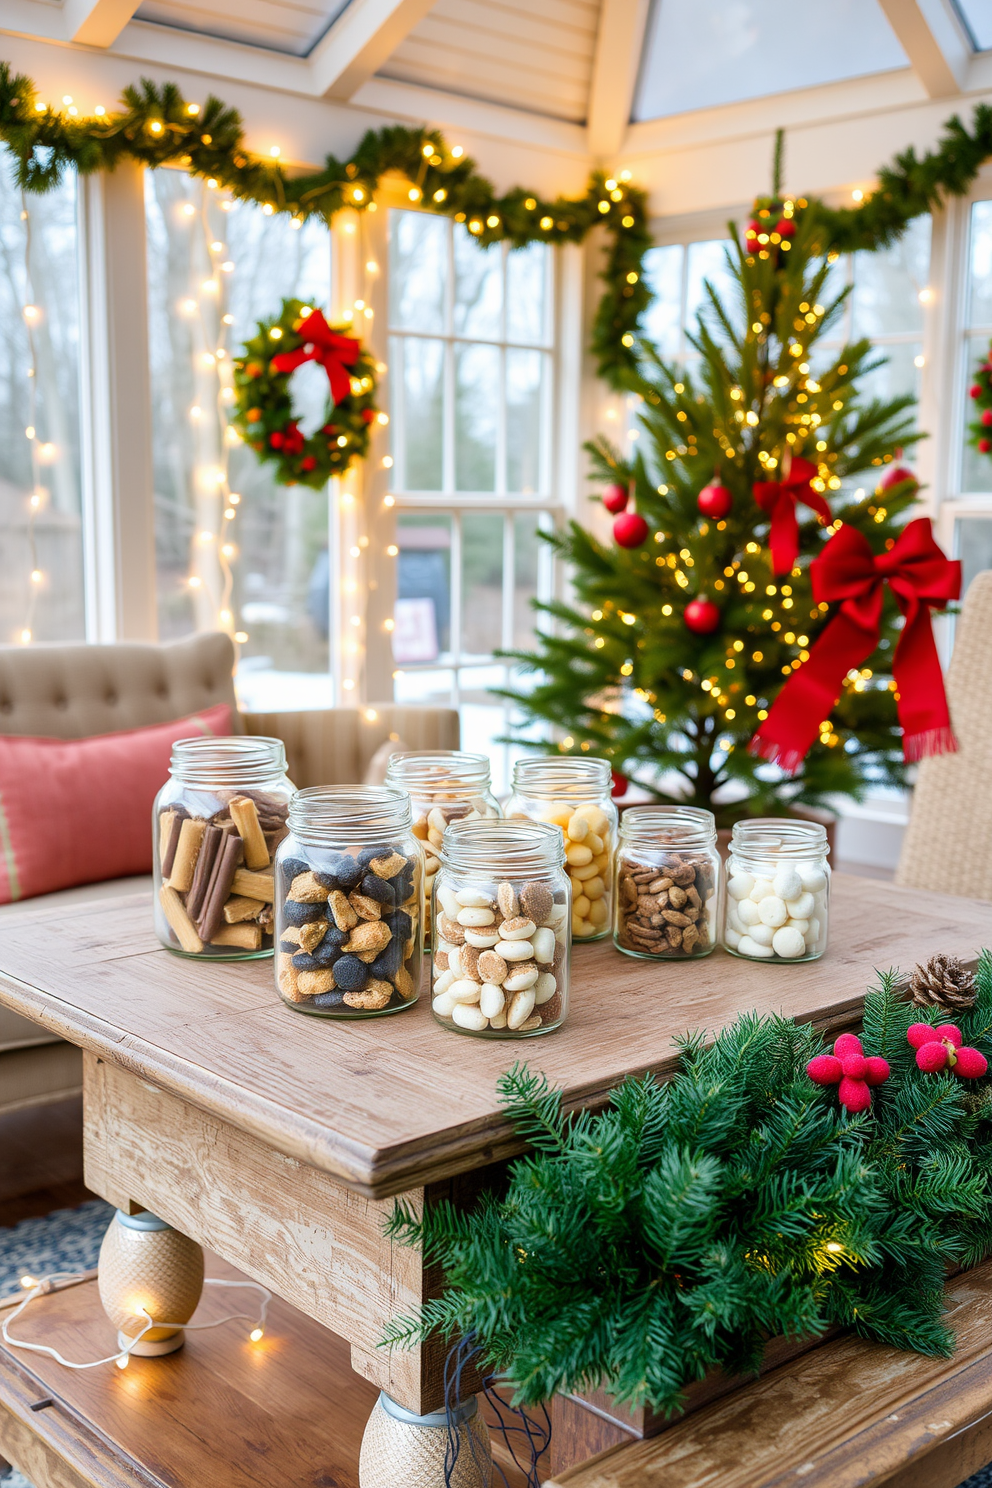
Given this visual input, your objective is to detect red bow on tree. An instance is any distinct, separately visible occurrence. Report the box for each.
[751,517,960,772]
[271,310,361,405]
[752,455,832,574]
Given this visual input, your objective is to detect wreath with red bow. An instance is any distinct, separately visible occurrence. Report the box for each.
[233,298,380,490]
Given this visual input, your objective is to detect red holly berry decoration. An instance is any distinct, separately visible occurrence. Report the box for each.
[603,483,630,514]
[697,482,732,520]
[807,1031,890,1113]
[745,221,760,254]
[980,439,992,455]
[876,463,918,494]
[611,769,629,799]
[613,512,649,549]
[982,409,992,426]
[907,1022,988,1079]
[683,596,720,634]
[775,217,796,239]
[971,385,983,399]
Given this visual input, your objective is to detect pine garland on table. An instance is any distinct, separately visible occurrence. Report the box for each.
[384,951,992,1416]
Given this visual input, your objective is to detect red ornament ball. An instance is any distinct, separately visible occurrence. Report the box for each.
[876,464,918,493]
[980,438,992,454]
[971,384,983,398]
[697,482,732,520]
[683,596,721,634]
[775,216,796,239]
[981,409,992,426]
[603,483,630,514]
[613,512,648,548]
[745,220,760,252]
[611,769,629,799]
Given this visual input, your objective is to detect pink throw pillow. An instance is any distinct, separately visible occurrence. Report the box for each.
[0,704,232,904]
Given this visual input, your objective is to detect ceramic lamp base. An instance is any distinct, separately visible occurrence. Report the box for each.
[359,1392,490,1488]
[117,1328,185,1357]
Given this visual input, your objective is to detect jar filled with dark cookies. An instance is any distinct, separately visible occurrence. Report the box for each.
[614,806,721,960]
[274,786,423,1017]
[431,819,569,1037]
[153,737,293,959]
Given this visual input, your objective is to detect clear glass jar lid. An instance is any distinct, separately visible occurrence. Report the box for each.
[619,804,716,849]
[169,735,287,786]
[730,817,830,861]
[288,785,412,845]
[440,817,564,874]
[385,750,492,793]
[511,756,611,799]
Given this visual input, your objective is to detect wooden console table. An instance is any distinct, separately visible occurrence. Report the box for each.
[0,874,988,1486]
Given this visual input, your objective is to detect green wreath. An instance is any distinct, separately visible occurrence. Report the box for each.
[968,338,992,459]
[232,297,379,489]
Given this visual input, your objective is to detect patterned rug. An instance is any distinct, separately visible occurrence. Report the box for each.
[1,1199,992,1488]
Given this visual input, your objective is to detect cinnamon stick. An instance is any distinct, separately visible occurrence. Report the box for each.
[229,795,270,869]
[159,885,203,954]
[185,823,222,921]
[211,922,262,950]
[159,809,176,868]
[197,833,244,944]
[169,818,207,893]
[160,809,187,878]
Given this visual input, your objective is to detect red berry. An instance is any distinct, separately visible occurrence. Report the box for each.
[301,455,317,471]
[775,217,796,239]
[981,409,992,426]
[697,482,732,520]
[954,1046,988,1079]
[603,483,630,514]
[841,1053,867,1079]
[613,512,649,548]
[361,407,376,423]
[611,769,628,799]
[971,385,983,398]
[907,1022,938,1050]
[916,1042,949,1073]
[834,1033,863,1059]
[935,1023,962,1047]
[807,1054,842,1085]
[269,431,284,449]
[683,596,721,634]
[876,464,918,493]
[864,1056,890,1087]
[979,438,992,454]
[838,1076,872,1114]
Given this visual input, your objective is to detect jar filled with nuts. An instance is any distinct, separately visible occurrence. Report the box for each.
[153,736,294,959]
[431,819,569,1038]
[274,786,424,1016]
[385,751,501,942]
[724,819,830,963]
[505,758,617,942]
[614,806,721,959]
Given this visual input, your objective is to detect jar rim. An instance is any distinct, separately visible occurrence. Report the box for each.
[511,756,611,798]
[730,817,830,859]
[440,817,565,873]
[288,784,412,843]
[619,804,716,848]
[169,734,288,785]
[386,750,492,792]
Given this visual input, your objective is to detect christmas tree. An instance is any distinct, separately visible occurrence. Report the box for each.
[500,168,956,821]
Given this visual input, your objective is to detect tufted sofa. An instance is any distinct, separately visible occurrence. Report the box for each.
[0,631,458,1140]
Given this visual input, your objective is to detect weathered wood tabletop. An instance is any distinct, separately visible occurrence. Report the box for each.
[0,875,988,1198]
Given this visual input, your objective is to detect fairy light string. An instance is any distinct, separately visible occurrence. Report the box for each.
[19,187,44,644]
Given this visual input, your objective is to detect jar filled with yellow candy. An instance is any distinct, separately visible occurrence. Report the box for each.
[505,758,617,942]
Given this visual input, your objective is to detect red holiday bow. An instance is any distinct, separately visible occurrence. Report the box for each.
[270,310,361,405]
[752,456,832,574]
[751,517,960,772]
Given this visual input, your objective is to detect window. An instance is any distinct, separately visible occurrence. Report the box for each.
[387,209,556,789]
[145,170,333,708]
[952,0,990,50]
[0,155,84,643]
[947,195,992,594]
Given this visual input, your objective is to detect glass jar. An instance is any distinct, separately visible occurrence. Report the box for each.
[274,786,423,1017]
[385,751,502,942]
[505,758,617,942]
[431,819,569,1038]
[614,806,721,959]
[723,819,830,962]
[153,736,293,959]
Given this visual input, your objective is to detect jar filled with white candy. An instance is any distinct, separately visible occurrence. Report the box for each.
[431,819,569,1038]
[505,758,617,942]
[385,751,501,943]
[723,819,830,963]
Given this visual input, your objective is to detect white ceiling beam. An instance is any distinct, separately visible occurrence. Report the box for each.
[876,0,971,97]
[309,0,437,101]
[586,0,650,159]
[63,0,143,48]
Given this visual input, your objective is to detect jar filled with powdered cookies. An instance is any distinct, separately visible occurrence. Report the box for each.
[614,806,721,960]
[153,737,294,959]
[430,818,569,1037]
[274,786,423,1017]
[384,751,501,942]
[505,758,617,942]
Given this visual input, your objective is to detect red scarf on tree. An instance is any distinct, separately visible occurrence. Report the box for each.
[750,518,960,772]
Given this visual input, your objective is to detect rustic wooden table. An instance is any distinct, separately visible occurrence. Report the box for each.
[0,875,988,1487]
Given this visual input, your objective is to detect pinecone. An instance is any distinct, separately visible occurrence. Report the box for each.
[909,953,976,1011]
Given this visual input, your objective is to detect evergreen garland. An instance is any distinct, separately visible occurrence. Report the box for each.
[385,951,992,1415]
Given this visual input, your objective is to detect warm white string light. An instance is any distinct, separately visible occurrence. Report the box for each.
[17,189,50,645]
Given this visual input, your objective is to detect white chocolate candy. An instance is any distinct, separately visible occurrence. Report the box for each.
[749,923,775,946]
[499,917,537,940]
[433,969,455,995]
[726,904,745,935]
[727,873,755,900]
[737,898,760,927]
[479,983,505,1019]
[534,972,557,1004]
[737,934,775,958]
[772,925,806,958]
[457,907,495,927]
[799,864,828,893]
[786,917,809,935]
[432,992,458,1016]
[531,926,556,964]
[506,988,537,1029]
[452,1002,488,1030]
[724,926,742,949]
[757,895,788,928]
[749,878,775,903]
[504,966,539,992]
[784,891,815,920]
[495,939,535,961]
[464,928,501,948]
[489,1008,508,1029]
[772,867,802,902]
[437,886,460,921]
[455,888,494,908]
[448,978,482,1004]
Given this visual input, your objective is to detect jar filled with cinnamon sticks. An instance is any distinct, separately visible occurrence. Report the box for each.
[153,737,294,958]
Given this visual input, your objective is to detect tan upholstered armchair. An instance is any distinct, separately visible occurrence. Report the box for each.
[0,631,458,1124]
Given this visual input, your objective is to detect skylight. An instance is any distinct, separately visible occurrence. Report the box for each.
[633,0,910,122]
[952,0,992,50]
